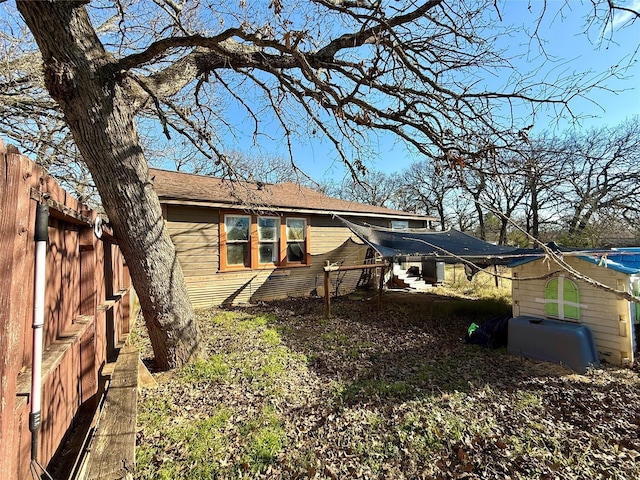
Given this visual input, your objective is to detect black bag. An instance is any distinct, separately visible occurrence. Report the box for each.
[466,313,511,348]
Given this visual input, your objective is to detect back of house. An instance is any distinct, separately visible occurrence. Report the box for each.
[151,168,434,307]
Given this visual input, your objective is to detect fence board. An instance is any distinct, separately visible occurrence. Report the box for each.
[0,139,26,478]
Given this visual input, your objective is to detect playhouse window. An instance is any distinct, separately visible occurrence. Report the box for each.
[544,276,580,320]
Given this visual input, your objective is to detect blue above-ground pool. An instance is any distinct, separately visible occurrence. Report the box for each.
[508,316,600,373]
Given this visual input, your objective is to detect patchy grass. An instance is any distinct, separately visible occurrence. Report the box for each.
[135,291,640,480]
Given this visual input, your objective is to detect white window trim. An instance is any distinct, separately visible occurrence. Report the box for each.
[535,275,587,320]
[257,216,280,264]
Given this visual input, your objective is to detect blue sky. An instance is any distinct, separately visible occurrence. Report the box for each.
[253,0,640,182]
[2,1,637,183]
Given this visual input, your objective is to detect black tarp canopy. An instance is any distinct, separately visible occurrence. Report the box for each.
[336,216,542,266]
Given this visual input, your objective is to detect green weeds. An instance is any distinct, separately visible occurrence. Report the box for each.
[180,354,229,383]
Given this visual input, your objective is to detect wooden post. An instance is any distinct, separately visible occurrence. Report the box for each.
[494,264,499,288]
[323,260,330,319]
[378,265,385,311]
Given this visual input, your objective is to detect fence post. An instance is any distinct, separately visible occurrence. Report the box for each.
[378,265,385,311]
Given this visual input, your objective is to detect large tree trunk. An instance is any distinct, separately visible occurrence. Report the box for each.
[17,1,200,370]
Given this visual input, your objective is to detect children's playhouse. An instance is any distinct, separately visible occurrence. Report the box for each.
[511,249,640,367]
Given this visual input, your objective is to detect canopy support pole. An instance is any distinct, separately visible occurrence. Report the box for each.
[323,261,387,319]
[323,261,331,319]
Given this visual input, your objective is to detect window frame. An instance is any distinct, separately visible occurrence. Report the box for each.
[219,211,310,271]
[222,214,251,269]
[391,220,409,230]
[257,216,280,265]
[285,217,309,265]
[544,276,581,321]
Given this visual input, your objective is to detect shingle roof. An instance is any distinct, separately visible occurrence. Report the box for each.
[151,168,434,221]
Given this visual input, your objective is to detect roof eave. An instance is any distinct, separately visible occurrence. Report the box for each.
[157,197,435,222]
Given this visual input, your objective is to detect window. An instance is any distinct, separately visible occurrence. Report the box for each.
[258,216,280,264]
[544,276,580,320]
[220,213,309,270]
[286,218,306,263]
[391,220,409,230]
[224,215,250,267]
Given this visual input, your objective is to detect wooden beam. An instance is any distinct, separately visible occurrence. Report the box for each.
[82,345,139,480]
[15,316,93,403]
[97,288,129,313]
[323,263,384,272]
[30,188,93,226]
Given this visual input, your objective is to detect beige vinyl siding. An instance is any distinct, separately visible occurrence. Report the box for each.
[165,205,219,277]
[162,206,375,307]
[183,270,274,308]
[512,257,634,366]
[308,214,429,255]
[251,238,367,303]
[182,238,369,307]
[310,216,363,254]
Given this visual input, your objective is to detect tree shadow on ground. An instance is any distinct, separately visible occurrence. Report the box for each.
[241,291,624,405]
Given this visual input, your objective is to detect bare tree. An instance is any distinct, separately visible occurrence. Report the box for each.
[4,0,637,368]
[397,160,457,230]
[478,153,529,245]
[518,134,567,241]
[557,118,640,239]
[330,170,400,207]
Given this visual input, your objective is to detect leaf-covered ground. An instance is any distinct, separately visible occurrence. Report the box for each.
[134,290,640,480]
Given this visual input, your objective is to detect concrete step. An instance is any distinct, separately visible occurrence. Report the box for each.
[392,267,436,291]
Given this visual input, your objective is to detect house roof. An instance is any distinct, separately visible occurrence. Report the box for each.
[577,249,640,275]
[151,168,435,221]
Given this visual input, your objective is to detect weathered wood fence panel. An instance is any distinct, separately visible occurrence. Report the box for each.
[0,139,131,480]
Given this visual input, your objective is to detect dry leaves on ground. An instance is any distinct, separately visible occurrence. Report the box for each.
[135,291,640,480]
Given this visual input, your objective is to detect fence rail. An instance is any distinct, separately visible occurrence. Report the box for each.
[0,139,131,479]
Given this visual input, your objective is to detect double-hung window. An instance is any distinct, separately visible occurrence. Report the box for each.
[224,215,250,267]
[221,213,309,270]
[286,218,307,263]
[258,216,280,264]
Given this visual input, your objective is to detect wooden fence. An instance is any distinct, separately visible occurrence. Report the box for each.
[0,139,131,479]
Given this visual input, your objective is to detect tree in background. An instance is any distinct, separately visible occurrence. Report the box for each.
[397,160,457,230]
[557,118,640,243]
[519,134,566,240]
[327,170,400,207]
[476,151,529,245]
[3,1,637,368]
